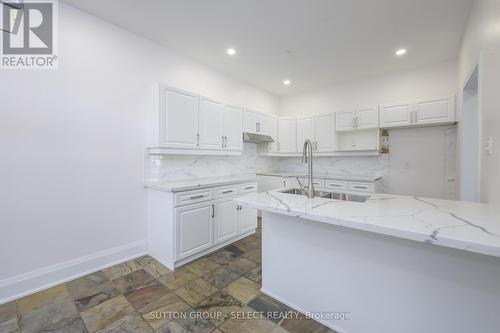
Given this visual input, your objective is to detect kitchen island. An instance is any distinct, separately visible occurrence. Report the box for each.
[235,190,500,333]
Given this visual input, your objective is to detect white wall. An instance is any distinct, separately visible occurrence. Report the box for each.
[458,0,500,205]
[278,61,458,198]
[279,60,457,116]
[0,3,278,302]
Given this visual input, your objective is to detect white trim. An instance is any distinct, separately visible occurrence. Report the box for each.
[0,240,148,305]
[261,287,348,333]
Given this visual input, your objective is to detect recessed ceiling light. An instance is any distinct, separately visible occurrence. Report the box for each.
[283,79,291,85]
[396,48,407,56]
[226,48,236,56]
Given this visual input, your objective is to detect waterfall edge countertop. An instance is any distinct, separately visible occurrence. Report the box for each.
[145,174,257,192]
[234,189,500,258]
[256,171,382,182]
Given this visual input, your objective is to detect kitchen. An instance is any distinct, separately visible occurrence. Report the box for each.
[1,1,500,333]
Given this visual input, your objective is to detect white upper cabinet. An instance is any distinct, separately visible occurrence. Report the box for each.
[243,110,257,133]
[296,114,336,152]
[314,113,336,152]
[198,97,224,150]
[160,85,199,149]
[297,116,315,148]
[356,105,379,129]
[278,118,297,153]
[380,96,456,128]
[379,102,412,128]
[336,107,379,132]
[268,116,278,152]
[223,105,243,151]
[415,96,455,125]
[335,111,356,132]
[256,114,269,134]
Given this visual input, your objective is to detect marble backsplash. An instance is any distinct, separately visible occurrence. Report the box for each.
[145,126,457,199]
[145,143,279,182]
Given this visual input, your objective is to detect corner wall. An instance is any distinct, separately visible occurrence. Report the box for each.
[458,0,500,205]
[0,3,279,303]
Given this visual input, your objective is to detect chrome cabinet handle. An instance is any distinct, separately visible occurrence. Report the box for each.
[222,190,234,194]
[190,195,205,200]
[221,136,225,148]
[211,204,215,217]
[196,133,200,146]
[354,185,368,189]
[244,186,254,190]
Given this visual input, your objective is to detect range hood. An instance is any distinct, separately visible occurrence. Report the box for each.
[243,132,275,143]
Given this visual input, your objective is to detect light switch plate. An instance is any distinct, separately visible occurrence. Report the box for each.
[485,137,493,155]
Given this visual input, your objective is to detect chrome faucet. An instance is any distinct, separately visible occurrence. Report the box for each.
[301,139,315,198]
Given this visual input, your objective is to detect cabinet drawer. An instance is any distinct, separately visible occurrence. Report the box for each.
[312,179,325,187]
[297,178,324,188]
[325,180,348,190]
[214,186,238,199]
[348,182,374,192]
[238,182,257,194]
[175,189,213,207]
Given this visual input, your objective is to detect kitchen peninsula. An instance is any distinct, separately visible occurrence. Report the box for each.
[235,190,500,333]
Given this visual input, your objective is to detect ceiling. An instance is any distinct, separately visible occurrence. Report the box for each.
[62,0,474,96]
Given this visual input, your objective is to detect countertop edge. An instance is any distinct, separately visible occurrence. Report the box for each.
[145,176,257,192]
[234,197,500,259]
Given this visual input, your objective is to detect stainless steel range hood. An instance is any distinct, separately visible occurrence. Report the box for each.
[243,132,275,143]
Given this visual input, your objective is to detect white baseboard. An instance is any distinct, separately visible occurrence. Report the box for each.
[260,287,348,333]
[0,240,148,305]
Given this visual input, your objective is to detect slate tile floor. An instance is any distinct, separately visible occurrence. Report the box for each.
[0,221,336,333]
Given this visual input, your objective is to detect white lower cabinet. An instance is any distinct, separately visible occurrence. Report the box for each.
[214,199,238,244]
[239,205,258,234]
[176,202,214,259]
[147,182,257,270]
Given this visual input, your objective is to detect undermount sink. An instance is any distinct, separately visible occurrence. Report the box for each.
[280,188,370,203]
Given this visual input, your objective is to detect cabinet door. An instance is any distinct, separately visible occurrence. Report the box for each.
[243,110,257,133]
[256,114,268,134]
[297,117,314,149]
[356,106,379,129]
[335,111,355,132]
[199,97,224,149]
[268,117,278,152]
[160,86,199,148]
[175,202,213,259]
[415,96,455,125]
[379,102,412,128]
[214,200,238,244]
[278,118,297,153]
[224,105,243,151]
[239,205,257,234]
[314,113,336,152]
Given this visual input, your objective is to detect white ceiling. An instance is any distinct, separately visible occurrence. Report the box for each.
[63,0,473,96]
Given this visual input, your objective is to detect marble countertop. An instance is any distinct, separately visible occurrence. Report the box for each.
[145,174,257,192]
[257,171,382,182]
[235,189,500,258]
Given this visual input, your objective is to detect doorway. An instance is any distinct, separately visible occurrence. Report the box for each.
[459,66,480,202]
